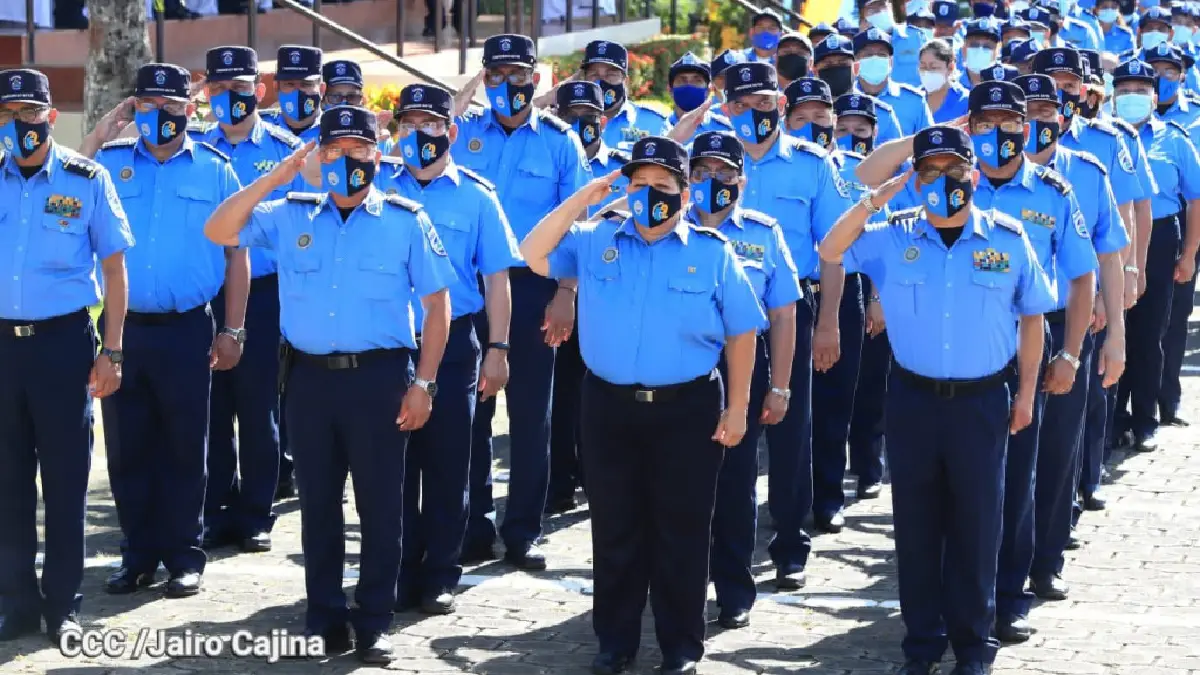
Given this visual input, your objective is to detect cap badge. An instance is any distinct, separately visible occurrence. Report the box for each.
[222,50,234,65]
[412,88,424,102]
[598,42,608,54]
[710,134,723,148]
[930,129,943,143]
[1030,79,1039,91]
[336,63,347,75]
[9,74,21,91]
[802,81,811,92]
[644,141,656,156]
[825,35,839,47]
[1130,61,1141,73]
[724,51,735,63]
[740,67,752,82]
[339,110,353,126]
[1054,52,1065,64]
[154,69,166,86]
[574,84,585,96]
[990,86,1002,101]
[868,28,881,39]
[940,5,947,13]
[500,37,512,52]
[290,50,301,64]
[850,94,861,106]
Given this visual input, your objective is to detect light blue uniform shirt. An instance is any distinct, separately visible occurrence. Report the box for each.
[1157,93,1200,127]
[890,23,931,87]
[239,187,454,354]
[1100,23,1137,52]
[738,133,854,280]
[1059,14,1102,50]
[1140,117,1200,218]
[846,206,1057,378]
[858,79,935,135]
[929,80,972,123]
[871,97,906,145]
[1061,116,1146,206]
[1049,146,1130,256]
[259,109,321,144]
[972,159,1099,307]
[547,214,767,386]
[586,143,631,217]
[601,100,670,151]
[666,109,735,145]
[374,158,522,321]
[95,136,241,313]
[700,205,803,312]
[189,118,307,278]
[452,108,591,253]
[0,144,134,320]
[1105,114,1160,201]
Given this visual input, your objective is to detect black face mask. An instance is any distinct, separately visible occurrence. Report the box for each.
[572,115,602,147]
[1077,95,1101,119]
[399,129,451,169]
[692,178,740,213]
[818,65,854,97]
[777,53,811,81]
[598,80,626,110]
[1025,119,1059,154]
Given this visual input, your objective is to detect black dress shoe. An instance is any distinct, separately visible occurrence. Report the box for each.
[504,544,548,571]
[896,660,940,675]
[420,592,456,615]
[717,609,750,629]
[814,510,845,533]
[460,543,498,564]
[659,659,699,674]
[355,633,395,664]
[950,662,990,675]
[1161,413,1188,427]
[202,528,238,550]
[281,624,353,659]
[775,567,805,590]
[1030,575,1069,600]
[1081,492,1106,511]
[241,531,272,552]
[543,494,578,515]
[995,615,1032,643]
[46,615,81,645]
[1100,466,1112,484]
[105,568,156,594]
[1114,429,1135,450]
[1133,432,1159,452]
[0,613,40,641]
[165,570,202,598]
[857,482,883,499]
[592,651,635,675]
[1065,535,1081,550]
[275,479,296,501]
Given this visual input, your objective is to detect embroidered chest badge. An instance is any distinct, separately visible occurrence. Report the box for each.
[972,247,1011,272]
[732,240,766,263]
[45,194,82,219]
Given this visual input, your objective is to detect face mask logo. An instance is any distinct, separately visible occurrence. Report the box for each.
[22,130,37,151]
[1000,138,1016,158]
[757,116,772,135]
[326,170,339,186]
[349,168,366,188]
[513,92,526,110]
[582,124,595,143]
[420,142,437,161]
[603,88,615,106]
[854,139,868,153]
[1040,126,1052,144]
[949,188,966,208]
[652,202,669,220]
[162,121,176,137]
[716,188,732,207]
[322,156,375,197]
[630,185,682,227]
[816,130,830,145]
[303,96,315,116]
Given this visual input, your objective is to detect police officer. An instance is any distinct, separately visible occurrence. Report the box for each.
[1111,58,1200,451]
[1095,0,1137,53]
[932,0,961,41]
[777,33,814,90]
[812,33,905,144]
[204,106,454,663]
[919,38,972,123]
[1144,42,1200,126]
[961,18,1004,89]
[747,9,784,63]
[0,68,133,642]
[86,62,247,598]
[379,83,521,614]
[711,49,748,105]
[1138,6,1174,51]
[692,131,801,631]
[726,65,852,585]
[191,46,307,554]
[582,40,669,151]
[520,135,767,675]
[321,59,366,111]
[820,124,1056,675]
[665,53,735,144]
[454,34,590,568]
[1001,16,1033,45]
[1006,38,1041,75]
[261,45,323,143]
[854,27,936,136]
[860,0,930,87]
[1057,0,1102,49]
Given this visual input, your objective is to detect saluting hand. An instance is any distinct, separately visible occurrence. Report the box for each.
[397,384,433,431]
[580,169,623,207]
[873,168,914,206]
[1010,391,1034,434]
[713,407,748,447]
[270,140,317,190]
[454,69,487,116]
[1097,336,1126,389]
[89,353,122,399]
[91,96,137,143]
[478,348,509,401]
[666,100,713,144]
[1042,356,1077,395]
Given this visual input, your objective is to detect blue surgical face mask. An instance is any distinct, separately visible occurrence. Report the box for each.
[1114,92,1154,123]
[629,185,683,228]
[752,31,781,51]
[866,10,895,31]
[837,133,874,154]
[920,173,973,217]
[692,178,740,213]
[965,46,997,72]
[905,0,930,15]
[1026,119,1060,153]
[210,89,257,125]
[1174,25,1194,44]
[0,119,50,159]
[485,80,535,116]
[321,156,375,197]
[134,108,187,146]
[278,89,320,121]
[858,55,892,85]
[672,84,709,112]
[399,129,450,169]
[572,115,602,146]
[790,120,834,147]
[1157,74,1181,102]
[1142,30,1169,49]
[732,106,780,143]
[971,128,1024,168]
[1097,7,1119,22]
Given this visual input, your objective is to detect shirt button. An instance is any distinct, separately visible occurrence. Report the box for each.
[329,312,335,317]
[332,285,337,289]
[944,343,950,349]
[944,312,950,318]
[947,253,953,259]
[11,276,17,281]
[946,282,952,288]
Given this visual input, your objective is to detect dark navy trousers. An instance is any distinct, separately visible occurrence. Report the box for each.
[887,369,1008,666]
[206,276,281,538]
[1117,214,1181,438]
[1032,323,1093,582]
[848,330,890,490]
[399,319,480,601]
[547,324,584,505]
[286,349,412,636]
[811,274,865,519]
[103,305,213,575]
[1080,329,1112,496]
[0,310,95,623]
[580,371,724,664]
[763,292,814,573]
[467,270,557,552]
[1159,222,1199,420]
[710,336,769,615]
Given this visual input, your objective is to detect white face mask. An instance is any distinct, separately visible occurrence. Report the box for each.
[1143,30,1170,49]
[919,69,949,91]
[867,10,896,31]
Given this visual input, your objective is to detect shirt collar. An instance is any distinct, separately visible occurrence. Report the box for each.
[134,133,196,163]
[483,106,540,132]
[1013,157,1038,191]
[208,116,266,147]
[591,140,615,168]
[389,158,463,187]
[611,100,638,125]
[315,185,385,218]
[615,214,692,244]
[2,140,60,180]
[750,130,794,164]
[914,205,989,241]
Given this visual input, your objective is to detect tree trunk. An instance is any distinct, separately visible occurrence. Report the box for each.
[84,0,152,130]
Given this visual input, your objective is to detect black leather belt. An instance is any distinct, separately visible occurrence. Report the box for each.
[293,347,408,370]
[894,363,1011,400]
[1154,214,1180,228]
[1045,309,1066,324]
[251,273,278,293]
[586,369,717,404]
[126,304,208,326]
[0,309,89,338]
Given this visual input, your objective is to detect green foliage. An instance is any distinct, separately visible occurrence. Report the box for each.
[544,34,709,100]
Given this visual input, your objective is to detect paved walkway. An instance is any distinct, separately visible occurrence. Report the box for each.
[2,311,1199,674]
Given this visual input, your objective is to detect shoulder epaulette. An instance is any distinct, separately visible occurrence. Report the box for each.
[741,208,778,228]
[384,193,422,212]
[194,141,231,162]
[187,120,214,134]
[1074,149,1108,175]
[874,98,897,114]
[285,191,323,204]
[1167,119,1190,137]
[60,155,99,179]
[379,155,404,166]
[992,210,1025,234]
[840,150,864,161]
[895,82,924,97]
[635,103,668,121]
[887,206,922,226]
[1109,117,1137,137]
[264,122,302,148]
[599,208,629,221]
[690,225,729,242]
[538,110,572,133]
[792,136,829,157]
[709,112,734,128]
[100,137,138,150]
[1035,164,1071,195]
[1087,117,1119,137]
[458,165,496,191]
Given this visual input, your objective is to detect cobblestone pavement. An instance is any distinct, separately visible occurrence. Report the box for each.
[3,312,1200,675]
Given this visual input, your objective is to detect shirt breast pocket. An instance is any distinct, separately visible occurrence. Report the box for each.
[284,247,323,298]
[36,210,90,270]
[432,214,471,265]
[970,269,1016,315]
[667,273,717,317]
[772,193,813,233]
[176,184,217,232]
[358,256,406,301]
[516,162,556,209]
[886,268,926,316]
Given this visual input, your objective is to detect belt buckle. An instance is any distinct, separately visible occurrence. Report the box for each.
[634,389,654,403]
[329,354,358,370]
[932,380,956,399]
[13,325,34,338]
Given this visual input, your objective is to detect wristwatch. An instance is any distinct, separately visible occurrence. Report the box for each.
[221,327,247,345]
[413,377,439,397]
[1056,351,1081,370]
[868,294,881,304]
[859,191,881,216]
[100,347,124,364]
[769,387,791,400]
[488,341,511,351]
[1123,264,1140,274]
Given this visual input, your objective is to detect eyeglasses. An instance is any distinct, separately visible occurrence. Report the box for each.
[135,100,188,115]
[319,145,376,162]
[485,70,534,87]
[0,106,49,125]
[690,166,740,183]
[397,121,448,135]
[728,95,779,114]
[207,81,256,95]
[917,164,973,182]
[587,70,626,85]
[324,92,364,106]
[970,119,1024,133]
